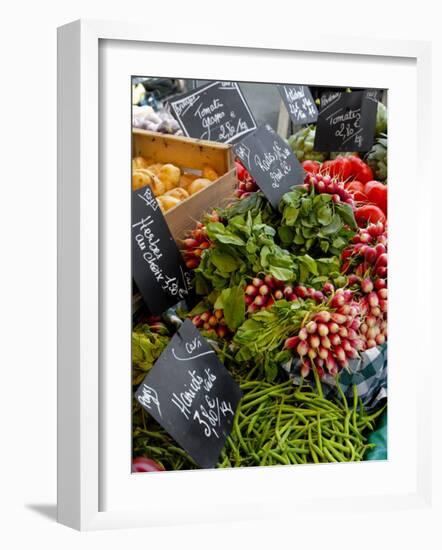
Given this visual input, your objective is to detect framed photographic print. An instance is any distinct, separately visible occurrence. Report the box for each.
[57,19,433,531]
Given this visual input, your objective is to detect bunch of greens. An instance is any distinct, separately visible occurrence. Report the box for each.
[233,298,322,380]
[132,323,170,385]
[278,187,356,257]
[195,211,301,293]
[216,191,277,227]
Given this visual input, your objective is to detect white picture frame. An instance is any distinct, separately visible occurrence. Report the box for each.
[57,19,433,531]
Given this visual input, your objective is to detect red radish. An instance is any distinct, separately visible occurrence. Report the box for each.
[300,363,310,377]
[371,306,381,317]
[192,315,202,326]
[361,278,374,293]
[297,340,309,356]
[328,322,340,334]
[273,289,284,300]
[345,347,358,359]
[310,335,320,349]
[378,288,388,300]
[314,311,332,323]
[339,304,351,315]
[341,339,353,352]
[379,300,388,312]
[295,285,308,298]
[203,322,211,331]
[366,315,377,328]
[360,323,368,334]
[318,347,329,360]
[132,457,164,473]
[308,348,317,360]
[348,274,360,285]
[208,315,218,327]
[247,303,259,314]
[254,295,266,307]
[306,321,318,334]
[298,327,308,340]
[326,353,337,373]
[331,294,345,307]
[245,284,258,297]
[284,286,293,297]
[330,333,341,347]
[217,326,228,339]
[264,275,275,288]
[359,232,372,243]
[284,336,300,349]
[351,318,361,331]
[331,313,347,324]
[313,290,325,302]
[266,297,275,308]
[339,326,348,338]
[376,266,388,277]
[185,259,199,269]
[321,335,332,349]
[375,333,386,345]
[323,282,334,294]
[317,323,329,336]
[252,277,263,288]
[375,253,388,269]
[244,295,253,306]
[200,312,210,322]
[366,339,377,348]
[334,346,346,362]
[368,292,379,307]
[183,238,199,248]
[259,284,270,296]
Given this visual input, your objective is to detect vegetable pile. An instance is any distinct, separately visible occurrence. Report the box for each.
[133,99,388,472]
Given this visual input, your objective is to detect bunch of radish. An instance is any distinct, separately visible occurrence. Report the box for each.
[191,308,230,339]
[356,277,388,350]
[235,160,259,198]
[284,288,364,378]
[181,215,216,269]
[303,172,355,208]
[341,221,388,278]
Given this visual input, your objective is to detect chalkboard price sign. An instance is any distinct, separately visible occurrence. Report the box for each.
[277,84,318,124]
[132,186,193,316]
[168,81,257,144]
[314,90,378,152]
[233,124,305,208]
[135,319,242,468]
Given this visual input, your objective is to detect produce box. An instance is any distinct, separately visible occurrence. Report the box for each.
[132,129,236,240]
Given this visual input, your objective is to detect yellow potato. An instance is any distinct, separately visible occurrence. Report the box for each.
[188,178,212,196]
[132,156,151,170]
[157,163,181,191]
[179,172,199,191]
[156,195,181,212]
[163,187,189,201]
[132,169,153,191]
[202,165,219,182]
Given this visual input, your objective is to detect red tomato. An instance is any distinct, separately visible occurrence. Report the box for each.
[332,156,353,180]
[235,160,247,181]
[302,160,320,174]
[355,205,386,227]
[132,456,165,473]
[364,181,387,214]
[344,180,367,202]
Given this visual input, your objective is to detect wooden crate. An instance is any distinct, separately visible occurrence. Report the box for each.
[132,129,236,240]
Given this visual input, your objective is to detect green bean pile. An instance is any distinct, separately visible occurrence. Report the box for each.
[133,375,385,470]
[218,379,385,467]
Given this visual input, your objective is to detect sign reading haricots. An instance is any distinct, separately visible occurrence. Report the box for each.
[135,320,242,468]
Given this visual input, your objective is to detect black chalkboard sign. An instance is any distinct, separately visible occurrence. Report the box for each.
[135,319,242,468]
[168,81,257,144]
[132,186,193,316]
[277,84,318,124]
[233,124,305,208]
[314,90,378,152]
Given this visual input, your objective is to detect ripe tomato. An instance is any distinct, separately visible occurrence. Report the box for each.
[302,160,320,174]
[364,181,387,214]
[355,205,386,227]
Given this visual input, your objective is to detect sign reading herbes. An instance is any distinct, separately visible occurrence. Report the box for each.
[168,81,257,143]
[277,84,318,124]
[135,319,242,468]
[233,124,305,208]
[314,90,378,152]
[132,185,193,315]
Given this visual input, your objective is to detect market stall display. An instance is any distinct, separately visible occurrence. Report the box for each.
[131,80,388,472]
